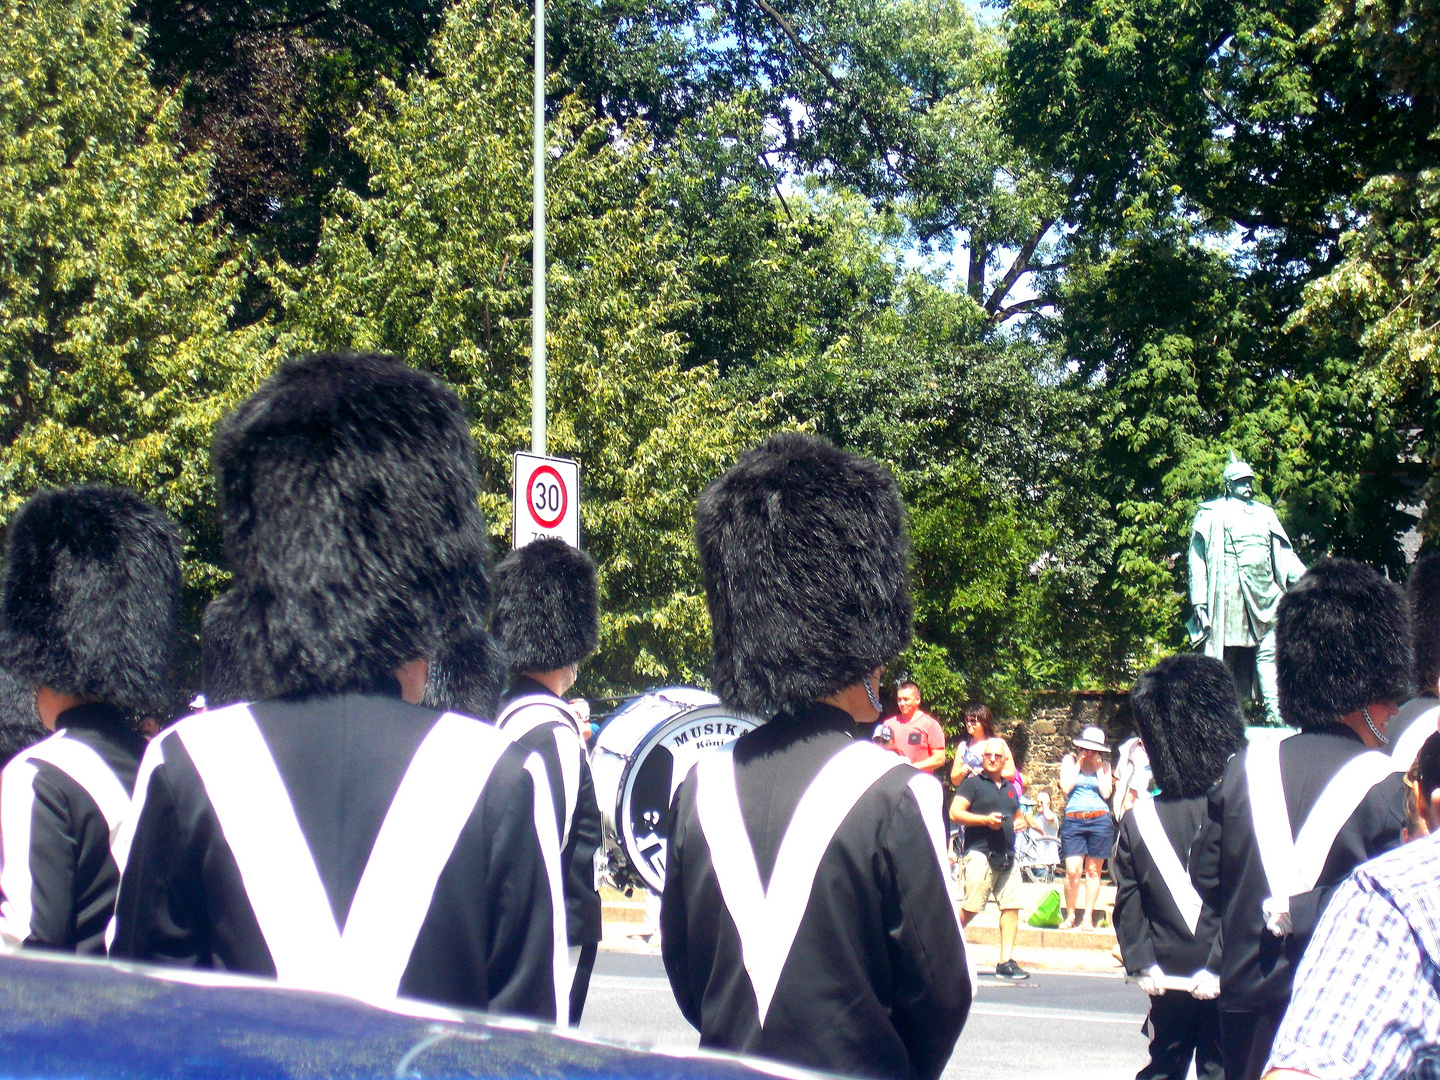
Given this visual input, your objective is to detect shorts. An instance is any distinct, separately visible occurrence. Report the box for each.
[960,848,1021,913]
[1060,812,1114,861]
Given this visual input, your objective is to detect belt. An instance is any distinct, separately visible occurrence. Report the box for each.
[1066,810,1107,819]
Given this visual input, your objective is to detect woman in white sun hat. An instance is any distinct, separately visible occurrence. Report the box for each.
[1058,725,1113,930]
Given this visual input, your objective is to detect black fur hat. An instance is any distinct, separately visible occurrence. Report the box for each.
[695,432,913,719]
[1130,654,1247,798]
[1277,557,1413,730]
[200,593,248,709]
[0,485,181,714]
[0,665,46,768]
[491,538,599,674]
[211,353,491,699]
[422,628,508,720]
[1408,553,1440,696]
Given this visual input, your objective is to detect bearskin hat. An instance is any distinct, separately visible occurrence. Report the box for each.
[1407,553,1440,696]
[0,485,181,714]
[0,665,46,768]
[1276,557,1412,731]
[695,432,913,719]
[200,593,249,709]
[491,538,599,674]
[211,353,491,699]
[421,628,508,721]
[1130,654,1246,798]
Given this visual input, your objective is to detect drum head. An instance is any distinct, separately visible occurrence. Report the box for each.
[592,690,758,894]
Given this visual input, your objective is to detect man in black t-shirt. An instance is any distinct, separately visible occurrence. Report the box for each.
[951,738,1029,980]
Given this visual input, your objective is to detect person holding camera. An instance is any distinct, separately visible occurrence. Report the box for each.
[951,737,1031,980]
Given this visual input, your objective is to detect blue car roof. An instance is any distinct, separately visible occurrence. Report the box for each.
[0,950,822,1080]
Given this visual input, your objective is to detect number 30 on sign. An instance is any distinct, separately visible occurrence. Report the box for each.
[512,452,580,549]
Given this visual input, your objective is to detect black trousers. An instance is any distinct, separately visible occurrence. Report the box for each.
[568,941,598,1025]
[1137,991,1223,1080]
[1220,1007,1285,1080]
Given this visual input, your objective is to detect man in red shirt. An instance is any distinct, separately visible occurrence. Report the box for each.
[874,681,948,774]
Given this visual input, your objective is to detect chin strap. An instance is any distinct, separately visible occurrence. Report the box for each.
[1361,706,1390,747]
[864,679,883,715]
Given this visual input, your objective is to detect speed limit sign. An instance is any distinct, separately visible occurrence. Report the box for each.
[512,452,580,548]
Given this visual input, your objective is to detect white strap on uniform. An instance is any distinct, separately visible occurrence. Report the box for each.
[0,759,39,944]
[1247,739,1397,935]
[696,740,906,1026]
[24,733,132,843]
[497,696,582,850]
[178,705,509,1003]
[1131,797,1203,937]
[1391,703,1440,773]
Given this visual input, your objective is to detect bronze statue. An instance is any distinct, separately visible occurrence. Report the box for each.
[1188,455,1307,723]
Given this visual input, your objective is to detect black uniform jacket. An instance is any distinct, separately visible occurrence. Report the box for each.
[108,693,565,1020]
[1189,729,1405,1011]
[661,703,971,1080]
[1113,794,1218,978]
[500,678,603,947]
[0,704,145,954]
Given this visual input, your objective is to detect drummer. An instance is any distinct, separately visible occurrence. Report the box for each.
[661,433,971,1080]
[489,538,605,1024]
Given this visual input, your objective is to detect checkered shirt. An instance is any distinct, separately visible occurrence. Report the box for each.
[1267,830,1440,1079]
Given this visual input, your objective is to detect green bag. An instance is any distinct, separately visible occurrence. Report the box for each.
[1027,888,1062,928]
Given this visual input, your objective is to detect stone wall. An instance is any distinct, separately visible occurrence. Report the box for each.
[1001,691,1136,813]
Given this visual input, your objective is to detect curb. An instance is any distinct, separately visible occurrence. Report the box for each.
[963,923,1117,951]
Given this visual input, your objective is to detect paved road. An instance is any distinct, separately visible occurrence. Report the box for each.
[582,952,1151,1080]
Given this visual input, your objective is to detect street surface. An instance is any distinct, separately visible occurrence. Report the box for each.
[582,951,1151,1080]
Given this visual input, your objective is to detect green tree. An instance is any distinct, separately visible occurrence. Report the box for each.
[0,0,278,657]
[274,0,771,694]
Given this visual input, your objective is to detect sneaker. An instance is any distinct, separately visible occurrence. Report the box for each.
[995,959,1030,980]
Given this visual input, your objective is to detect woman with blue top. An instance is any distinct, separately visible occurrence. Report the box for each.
[1058,726,1113,930]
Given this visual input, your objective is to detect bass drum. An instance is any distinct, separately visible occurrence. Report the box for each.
[591,688,759,894]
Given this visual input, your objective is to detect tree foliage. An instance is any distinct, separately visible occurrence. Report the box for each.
[0,0,278,647]
[274,0,772,695]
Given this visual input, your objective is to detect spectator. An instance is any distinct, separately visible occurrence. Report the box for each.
[950,704,1017,785]
[1059,726,1114,931]
[1029,791,1060,839]
[1262,736,1440,1080]
[873,680,947,775]
[1389,552,1440,770]
[1189,558,1409,1080]
[951,737,1031,980]
[1113,735,1154,817]
[1401,731,1440,843]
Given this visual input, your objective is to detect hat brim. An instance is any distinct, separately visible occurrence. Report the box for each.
[1073,738,1110,753]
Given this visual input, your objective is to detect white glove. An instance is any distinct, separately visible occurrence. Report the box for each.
[1262,896,1293,937]
[1190,969,1220,1000]
[1136,965,1166,996]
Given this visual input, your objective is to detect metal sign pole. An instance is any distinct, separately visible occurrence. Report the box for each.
[531,0,546,457]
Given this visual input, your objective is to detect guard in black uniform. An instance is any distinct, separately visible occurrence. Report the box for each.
[1115,654,1245,1080]
[486,537,603,1023]
[0,485,181,953]
[109,353,568,1020]
[662,432,971,1080]
[1189,557,1410,1080]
